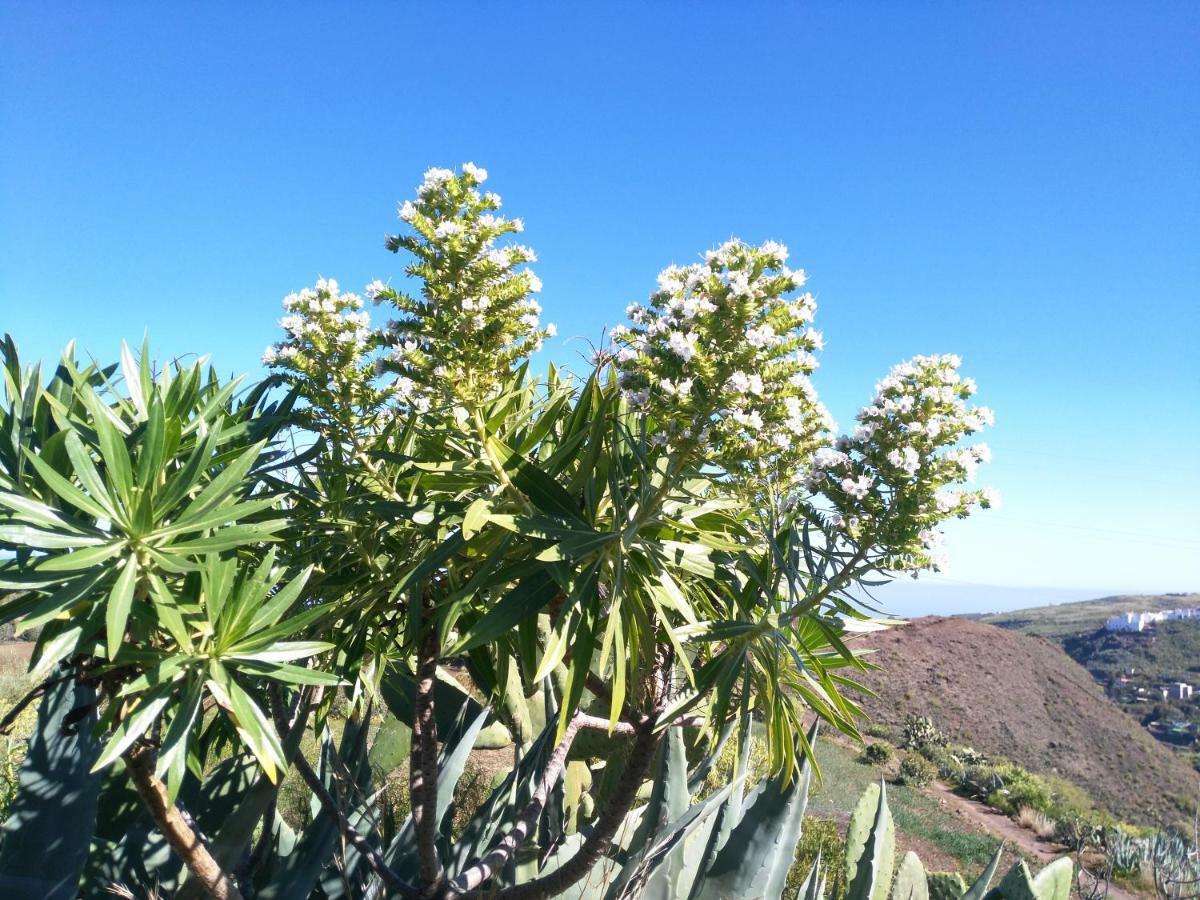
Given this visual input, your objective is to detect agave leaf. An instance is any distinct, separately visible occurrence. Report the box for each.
[0,675,102,900]
[845,779,896,900]
[796,849,825,900]
[693,721,818,900]
[1030,857,1074,900]
[259,715,373,900]
[961,844,1005,900]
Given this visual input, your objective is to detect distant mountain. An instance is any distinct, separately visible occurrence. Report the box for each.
[851,615,1199,827]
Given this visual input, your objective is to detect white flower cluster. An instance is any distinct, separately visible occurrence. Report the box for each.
[263,277,395,433]
[807,354,996,571]
[376,163,552,407]
[608,239,834,488]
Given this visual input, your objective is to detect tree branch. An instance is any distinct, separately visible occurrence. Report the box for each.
[124,743,244,900]
[447,714,584,895]
[490,717,662,900]
[412,605,444,895]
[290,753,419,897]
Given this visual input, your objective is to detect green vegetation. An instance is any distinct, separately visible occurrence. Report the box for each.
[862,742,894,765]
[0,163,1002,899]
[898,754,936,787]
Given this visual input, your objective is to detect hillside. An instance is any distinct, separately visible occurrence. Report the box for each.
[852,616,1199,827]
[976,593,1200,640]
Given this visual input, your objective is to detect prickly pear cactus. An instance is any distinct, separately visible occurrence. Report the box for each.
[928,871,969,900]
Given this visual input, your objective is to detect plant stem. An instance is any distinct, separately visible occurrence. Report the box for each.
[290,753,419,897]
[490,718,662,900]
[411,599,444,896]
[447,713,583,895]
[124,743,244,900]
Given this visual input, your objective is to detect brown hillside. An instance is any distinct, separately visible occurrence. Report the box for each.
[852,616,1199,827]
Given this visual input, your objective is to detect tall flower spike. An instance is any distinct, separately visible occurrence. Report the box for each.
[264,278,393,440]
[610,239,834,492]
[373,163,552,409]
[808,353,996,571]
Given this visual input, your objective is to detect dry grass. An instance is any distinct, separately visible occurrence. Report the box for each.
[1013,805,1057,839]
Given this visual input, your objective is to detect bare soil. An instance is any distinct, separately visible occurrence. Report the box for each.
[851,616,1200,828]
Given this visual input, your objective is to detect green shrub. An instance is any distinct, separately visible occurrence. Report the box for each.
[865,723,895,741]
[861,742,893,765]
[898,754,937,788]
[788,816,846,900]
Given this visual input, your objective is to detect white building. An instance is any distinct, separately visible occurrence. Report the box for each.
[1170,682,1194,701]
[1104,607,1200,632]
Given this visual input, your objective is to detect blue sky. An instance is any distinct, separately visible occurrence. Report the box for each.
[2,3,1197,613]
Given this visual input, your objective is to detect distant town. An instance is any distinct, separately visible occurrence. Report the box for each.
[1104,606,1200,633]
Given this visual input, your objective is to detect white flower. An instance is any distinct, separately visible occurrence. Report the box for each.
[760,240,789,262]
[745,323,776,348]
[841,475,874,499]
[526,273,543,293]
[434,221,463,239]
[261,346,278,365]
[418,167,454,196]
[462,161,488,182]
[545,323,557,337]
[666,330,697,362]
[399,201,417,222]
[887,446,921,476]
[980,486,1001,508]
[365,280,387,302]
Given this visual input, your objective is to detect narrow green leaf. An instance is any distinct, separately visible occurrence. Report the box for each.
[105,556,139,659]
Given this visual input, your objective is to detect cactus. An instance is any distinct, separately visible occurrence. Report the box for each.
[789,772,1076,900]
[929,871,970,900]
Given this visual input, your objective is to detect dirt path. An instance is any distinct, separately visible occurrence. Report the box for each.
[926,781,1139,900]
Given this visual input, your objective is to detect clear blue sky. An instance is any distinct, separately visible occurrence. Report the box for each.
[2,3,1197,612]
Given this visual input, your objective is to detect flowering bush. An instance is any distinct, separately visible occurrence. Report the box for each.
[0,164,994,900]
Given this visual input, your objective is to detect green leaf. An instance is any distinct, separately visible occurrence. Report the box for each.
[233,660,342,687]
[451,571,560,654]
[152,496,279,540]
[23,449,112,520]
[121,341,147,418]
[226,641,333,663]
[0,524,107,549]
[16,567,110,634]
[62,430,119,521]
[105,556,139,659]
[0,490,97,534]
[91,686,173,771]
[206,665,287,783]
[34,541,124,573]
[164,520,287,554]
[171,440,266,526]
[79,384,134,510]
[155,677,203,784]
[247,564,313,633]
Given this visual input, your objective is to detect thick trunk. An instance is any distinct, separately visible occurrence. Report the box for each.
[124,744,244,900]
[411,613,444,895]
